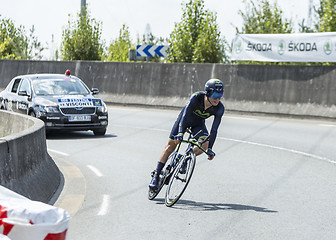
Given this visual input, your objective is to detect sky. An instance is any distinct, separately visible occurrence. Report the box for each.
[0,0,316,59]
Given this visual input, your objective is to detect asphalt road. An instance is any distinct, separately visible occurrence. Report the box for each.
[47,106,336,240]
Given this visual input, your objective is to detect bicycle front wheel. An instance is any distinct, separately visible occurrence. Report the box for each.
[165,152,196,207]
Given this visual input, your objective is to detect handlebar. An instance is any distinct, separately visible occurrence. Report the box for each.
[181,128,212,156]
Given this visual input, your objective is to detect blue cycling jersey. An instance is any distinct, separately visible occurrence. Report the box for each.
[169,91,225,149]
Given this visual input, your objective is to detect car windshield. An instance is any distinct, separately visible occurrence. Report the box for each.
[32,78,90,96]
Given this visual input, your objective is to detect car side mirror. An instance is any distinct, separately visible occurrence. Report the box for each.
[92,88,99,95]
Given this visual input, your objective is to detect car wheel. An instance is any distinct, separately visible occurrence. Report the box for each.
[93,128,106,136]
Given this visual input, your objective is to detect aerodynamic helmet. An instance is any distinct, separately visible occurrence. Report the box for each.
[204,79,224,99]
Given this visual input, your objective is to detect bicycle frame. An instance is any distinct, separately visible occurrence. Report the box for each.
[170,129,207,167]
[167,128,210,176]
[183,128,210,154]
[148,128,210,201]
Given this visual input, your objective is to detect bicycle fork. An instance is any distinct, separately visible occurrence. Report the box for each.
[174,155,192,182]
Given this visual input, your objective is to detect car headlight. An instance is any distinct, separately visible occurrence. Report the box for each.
[36,106,59,116]
[44,106,60,113]
[97,102,108,113]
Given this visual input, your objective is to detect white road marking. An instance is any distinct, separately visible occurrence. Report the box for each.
[226,116,257,121]
[318,124,336,127]
[87,165,103,177]
[218,137,335,164]
[98,194,110,216]
[48,148,69,156]
[113,124,169,132]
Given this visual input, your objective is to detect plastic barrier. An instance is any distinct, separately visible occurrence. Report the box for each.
[0,234,11,240]
[0,186,70,240]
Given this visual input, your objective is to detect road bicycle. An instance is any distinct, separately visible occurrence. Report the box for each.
[148,128,211,207]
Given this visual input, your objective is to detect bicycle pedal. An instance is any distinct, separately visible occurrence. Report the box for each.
[150,170,158,178]
[149,188,157,194]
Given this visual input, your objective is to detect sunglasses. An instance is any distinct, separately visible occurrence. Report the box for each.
[210,91,223,99]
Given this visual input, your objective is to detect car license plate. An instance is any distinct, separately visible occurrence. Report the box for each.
[68,115,91,122]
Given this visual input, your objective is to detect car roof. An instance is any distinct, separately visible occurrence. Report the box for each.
[16,74,80,81]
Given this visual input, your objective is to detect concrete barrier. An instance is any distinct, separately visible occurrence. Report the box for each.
[0,110,61,203]
[0,60,335,118]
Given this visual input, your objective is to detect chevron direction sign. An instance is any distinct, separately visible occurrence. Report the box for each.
[136,45,168,57]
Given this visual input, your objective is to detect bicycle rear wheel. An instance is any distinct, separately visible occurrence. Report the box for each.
[165,152,196,207]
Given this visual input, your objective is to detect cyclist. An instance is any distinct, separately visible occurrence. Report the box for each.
[149,79,225,191]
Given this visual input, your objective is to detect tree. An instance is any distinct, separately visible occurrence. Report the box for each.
[0,15,25,59]
[192,11,228,63]
[236,0,293,34]
[0,15,43,60]
[315,0,336,32]
[60,8,104,60]
[26,25,45,60]
[168,0,227,63]
[298,19,315,33]
[106,24,132,62]
[0,39,17,59]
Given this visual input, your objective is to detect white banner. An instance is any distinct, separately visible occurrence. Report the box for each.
[231,32,336,62]
[0,186,70,240]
